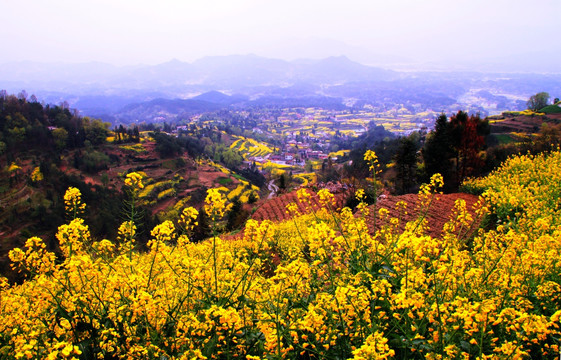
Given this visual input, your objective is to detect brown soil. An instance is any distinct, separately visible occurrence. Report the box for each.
[251,185,350,222]
[366,193,481,239]
[195,168,230,189]
[249,188,481,240]
[490,113,561,133]
[1,139,255,282]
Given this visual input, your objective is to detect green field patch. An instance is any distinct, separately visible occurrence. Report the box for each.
[217,176,233,186]
[231,173,248,182]
[162,159,179,170]
[492,133,517,145]
[540,105,561,114]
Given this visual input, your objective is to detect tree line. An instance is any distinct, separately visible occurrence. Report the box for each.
[339,111,490,195]
[0,90,112,161]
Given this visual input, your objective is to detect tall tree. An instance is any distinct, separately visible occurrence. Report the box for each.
[449,111,489,186]
[52,128,69,150]
[527,92,550,111]
[394,135,419,194]
[222,148,243,169]
[422,113,454,188]
[423,112,488,191]
[83,118,110,145]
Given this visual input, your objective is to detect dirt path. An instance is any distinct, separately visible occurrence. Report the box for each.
[0,184,29,207]
[267,180,279,199]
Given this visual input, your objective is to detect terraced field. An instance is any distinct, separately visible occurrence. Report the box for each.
[250,187,480,239]
[230,136,274,159]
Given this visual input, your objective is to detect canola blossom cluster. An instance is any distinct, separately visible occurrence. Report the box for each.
[463,149,561,234]
[124,172,144,191]
[63,187,86,220]
[2,151,561,359]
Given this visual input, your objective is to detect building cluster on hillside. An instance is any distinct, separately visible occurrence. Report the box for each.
[249,137,333,167]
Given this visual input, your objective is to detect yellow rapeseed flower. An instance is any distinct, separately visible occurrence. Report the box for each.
[125,171,144,191]
[204,188,227,221]
[64,186,86,219]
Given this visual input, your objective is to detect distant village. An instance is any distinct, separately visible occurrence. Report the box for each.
[169,106,437,170]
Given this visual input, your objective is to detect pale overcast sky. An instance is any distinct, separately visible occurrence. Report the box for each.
[1,0,559,68]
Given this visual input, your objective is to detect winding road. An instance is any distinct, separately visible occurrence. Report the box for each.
[267,180,279,199]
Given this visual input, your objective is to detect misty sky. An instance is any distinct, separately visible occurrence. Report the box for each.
[1,0,559,68]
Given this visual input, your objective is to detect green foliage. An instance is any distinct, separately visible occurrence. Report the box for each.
[393,134,420,194]
[345,125,398,179]
[423,112,488,192]
[6,127,26,147]
[113,124,140,143]
[0,91,111,156]
[226,196,249,230]
[539,104,561,114]
[76,151,110,173]
[83,118,110,145]
[52,128,68,150]
[489,133,515,145]
[247,191,257,204]
[221,148,243,169]
[204,142,244,170]
[152,131,183,158]
[235,165,266,188]
[527,91,550,111]
[161,159,179,170]
[101,173,109,187]
[217,177,233,186]
[529,123,561,153]
[423,113,453,185]
[6,113,28,128]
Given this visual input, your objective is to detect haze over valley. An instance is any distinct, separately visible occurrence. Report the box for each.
[2,55,560,125]
[2,0,559,125]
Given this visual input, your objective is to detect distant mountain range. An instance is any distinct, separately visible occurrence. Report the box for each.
[1,54,561,124]
[0,55,396,90]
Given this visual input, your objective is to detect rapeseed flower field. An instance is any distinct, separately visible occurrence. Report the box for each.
[2,150,561,359]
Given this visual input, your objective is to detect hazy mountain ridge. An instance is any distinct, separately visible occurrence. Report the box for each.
[0,55,396,90]
[1,54,561,123]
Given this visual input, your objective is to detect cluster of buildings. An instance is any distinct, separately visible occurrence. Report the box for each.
[252,139,333,167]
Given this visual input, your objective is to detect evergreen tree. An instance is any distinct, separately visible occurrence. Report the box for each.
[192,209,211,242]
[423,112,489,191]
[449,111,489,186]
[422,113,454,190]
[394,135,419,194]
